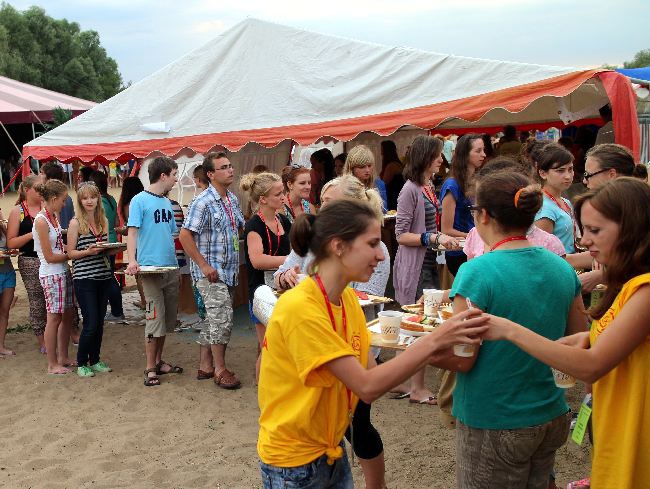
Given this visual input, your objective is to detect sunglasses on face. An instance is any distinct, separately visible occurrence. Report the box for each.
[583,168,609,181]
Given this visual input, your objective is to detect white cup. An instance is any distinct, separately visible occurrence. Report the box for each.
[453,344,475,357]
[552,368,576,388]
[423,289,444,316]
[378,311,403,344]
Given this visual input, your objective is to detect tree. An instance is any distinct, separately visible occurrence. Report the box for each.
[0,3,124,102]
[623,49,650,69]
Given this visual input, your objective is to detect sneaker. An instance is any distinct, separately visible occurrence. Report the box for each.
[105,313,127,323]
[77,365,95,377]
[90,361,112,373]
[567,478,591,489]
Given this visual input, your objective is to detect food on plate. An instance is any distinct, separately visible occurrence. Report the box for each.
[439,305,454,320]
[354,290,369,300]
[400,314,437,332]
[402,303,424,314]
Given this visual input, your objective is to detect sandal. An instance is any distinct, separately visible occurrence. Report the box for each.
[197,369,215,380]
[214,369,241,390]
[143,368,160,386]
[155,360,183,375]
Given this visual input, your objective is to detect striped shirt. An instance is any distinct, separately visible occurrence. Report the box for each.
[72,231,113,280]
[182,185,245,286]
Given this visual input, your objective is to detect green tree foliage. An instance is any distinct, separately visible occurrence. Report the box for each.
[623,49,650,69]
[0,3,123,102]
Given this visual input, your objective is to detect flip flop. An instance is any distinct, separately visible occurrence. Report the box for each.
[63,362,78,368]
[48,367,71,375]
[409,396,438,406]
[0,350,16,357]
[389,392,411,400]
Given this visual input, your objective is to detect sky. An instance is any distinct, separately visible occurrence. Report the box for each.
[9,0,650,85]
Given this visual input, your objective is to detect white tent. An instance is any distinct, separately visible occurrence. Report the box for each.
[23,18,640,169]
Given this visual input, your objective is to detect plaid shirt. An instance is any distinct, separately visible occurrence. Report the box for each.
[182,185,244,286]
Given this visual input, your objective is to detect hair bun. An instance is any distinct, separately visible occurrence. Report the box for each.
[290,213,317,257]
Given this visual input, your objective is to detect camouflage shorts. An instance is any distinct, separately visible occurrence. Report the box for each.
[195,278,233,346]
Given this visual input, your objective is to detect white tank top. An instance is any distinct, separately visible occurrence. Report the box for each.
[33,212,68,277]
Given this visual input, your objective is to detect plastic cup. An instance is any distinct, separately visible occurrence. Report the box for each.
[378,311,403,344]
[453,344,475,357]
[552,368,576,388]
[423,289,444,316]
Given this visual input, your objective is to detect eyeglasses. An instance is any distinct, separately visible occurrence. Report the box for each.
[583,168,609,181]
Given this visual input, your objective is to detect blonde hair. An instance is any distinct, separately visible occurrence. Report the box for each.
[75,183,108,235]
[321,174,384,224]
[239,171,282,214]
[34,179,67,202]
[16,175,40,204]
[343,145,376,188]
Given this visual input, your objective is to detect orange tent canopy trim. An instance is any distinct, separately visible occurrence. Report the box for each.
[23,69,609,164]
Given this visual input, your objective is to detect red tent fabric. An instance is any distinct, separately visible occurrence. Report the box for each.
[0,75,96,124]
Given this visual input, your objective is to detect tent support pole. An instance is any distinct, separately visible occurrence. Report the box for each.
[31,122,35,139]
[0,121,23,157]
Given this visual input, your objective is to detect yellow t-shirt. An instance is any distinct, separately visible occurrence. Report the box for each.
[590,273,650,489]
[257,278,370,467]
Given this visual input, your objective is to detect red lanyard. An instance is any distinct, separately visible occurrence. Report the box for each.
[543,189,572,217]
[422,185,441,229]
[44,209,64,252]
[88,222,104,244]
[21,202,35,224]
[257,211,280,255]
[313,273,353,409]
[490,235,527,251]
[286,193,296,218]
[222,194,237,233]
[543,189,577,241]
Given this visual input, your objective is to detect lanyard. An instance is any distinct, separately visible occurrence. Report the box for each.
[490,235,527,251]
[286,193,296,219]
[422,185,441,230]
[88,222,104,244]
[543,189,578,243]
[21,201,41,224]
[222,193,237,233]
[44,209,64,252]
[257,211,281,255]
[313,273,354,454]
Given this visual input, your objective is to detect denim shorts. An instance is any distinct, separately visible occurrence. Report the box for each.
[248,301,261,325]
[260,444,353,488]
[0,270,16,291]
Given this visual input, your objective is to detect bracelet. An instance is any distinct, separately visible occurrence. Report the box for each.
[280,270,288,288]
[434,233,441,247]
[420,232,430,247]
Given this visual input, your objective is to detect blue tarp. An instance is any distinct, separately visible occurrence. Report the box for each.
[616,67,650,83]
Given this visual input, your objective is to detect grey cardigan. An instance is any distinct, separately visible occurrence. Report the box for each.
[392,179,428,305]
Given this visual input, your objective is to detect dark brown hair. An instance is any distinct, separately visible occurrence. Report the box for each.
[148,156,178,183]
[574,177,650,319]
[290,199,377,267]
[40,161,65,181]
[585,143,635,177]
[450,133,483,194]
[477,156,531,180]
[476,171,542,232]
[403,136,443,185]
[536,143,574,174]
[202,152,228,173]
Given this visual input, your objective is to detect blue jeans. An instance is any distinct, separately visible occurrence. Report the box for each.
[107,255,123,317]
[260,445,353,488]
[75,278,111,366]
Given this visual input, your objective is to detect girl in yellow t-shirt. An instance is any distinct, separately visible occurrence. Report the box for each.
[484,177,650,489]
[257,199,489,488]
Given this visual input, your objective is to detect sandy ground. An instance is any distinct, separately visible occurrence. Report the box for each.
[0,189,592,488]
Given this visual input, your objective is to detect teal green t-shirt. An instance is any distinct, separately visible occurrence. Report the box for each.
[450,247,581,429]
[101,195,118,243]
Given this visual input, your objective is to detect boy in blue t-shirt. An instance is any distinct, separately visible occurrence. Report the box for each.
[126,157,181,387]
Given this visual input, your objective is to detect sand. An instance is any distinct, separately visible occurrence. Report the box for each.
[0,189,591,488]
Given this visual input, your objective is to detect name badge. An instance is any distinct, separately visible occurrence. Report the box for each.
[571,394,592,446]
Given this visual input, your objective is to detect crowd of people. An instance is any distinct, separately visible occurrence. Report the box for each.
[0,127,648,488]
